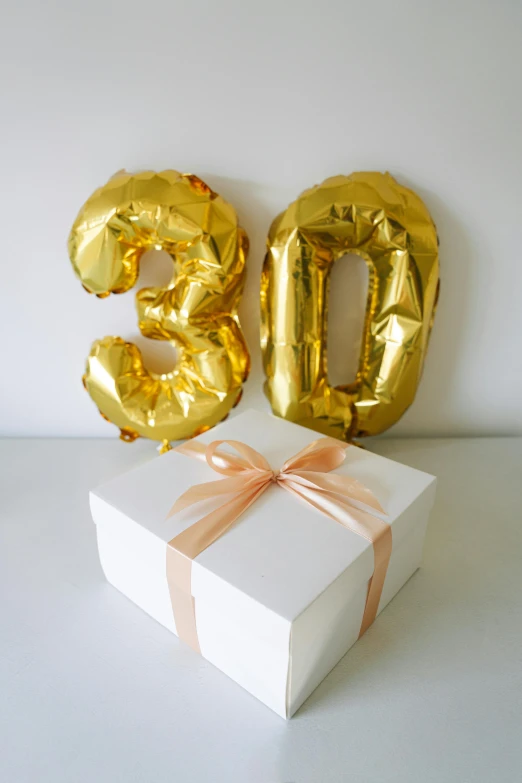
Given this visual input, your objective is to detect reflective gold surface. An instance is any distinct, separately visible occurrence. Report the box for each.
[261,172,439,440]
[68,170,250,443]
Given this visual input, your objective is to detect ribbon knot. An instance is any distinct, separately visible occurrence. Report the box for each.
[166,436,393,643]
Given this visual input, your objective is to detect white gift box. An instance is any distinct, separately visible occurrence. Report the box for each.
[90,410,436,718]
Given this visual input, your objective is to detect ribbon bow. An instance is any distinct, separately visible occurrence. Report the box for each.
[166,438,392,648]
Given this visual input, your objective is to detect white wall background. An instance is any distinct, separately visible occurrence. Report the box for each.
[2,0,521,438]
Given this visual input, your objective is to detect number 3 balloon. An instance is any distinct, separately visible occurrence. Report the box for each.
[68,170,250,449]
[261,172,440,441]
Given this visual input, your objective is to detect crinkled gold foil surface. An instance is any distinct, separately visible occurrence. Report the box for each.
[261,172,439,441]
[68,170,250,444]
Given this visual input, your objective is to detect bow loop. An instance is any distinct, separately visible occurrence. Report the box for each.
[281,437,348,474]
[205,439,273,476]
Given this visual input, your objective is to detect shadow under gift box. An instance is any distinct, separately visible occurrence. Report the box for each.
[89,410,436,718]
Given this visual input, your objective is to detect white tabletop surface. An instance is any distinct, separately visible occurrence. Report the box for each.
[1,436,521,783]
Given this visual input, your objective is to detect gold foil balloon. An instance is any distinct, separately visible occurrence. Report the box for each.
[261,172,440,441]
[68,170,250,447]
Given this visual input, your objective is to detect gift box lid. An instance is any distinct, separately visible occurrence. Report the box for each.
[91,409,436,623]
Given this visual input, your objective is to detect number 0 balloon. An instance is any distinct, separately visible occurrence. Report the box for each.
[261,172,440,441]
[68,171,250,448]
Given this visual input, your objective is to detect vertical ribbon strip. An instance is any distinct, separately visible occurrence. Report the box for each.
[166,437,392,651]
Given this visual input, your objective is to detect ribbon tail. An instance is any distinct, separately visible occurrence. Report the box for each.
[281,470,386,516]
[166,474,261,518]
[168,480,270,561]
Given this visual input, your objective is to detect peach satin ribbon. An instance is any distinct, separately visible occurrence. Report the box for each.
[166,437,392,653]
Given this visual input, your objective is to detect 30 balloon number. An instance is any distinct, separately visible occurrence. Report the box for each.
[69,170,439,447]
